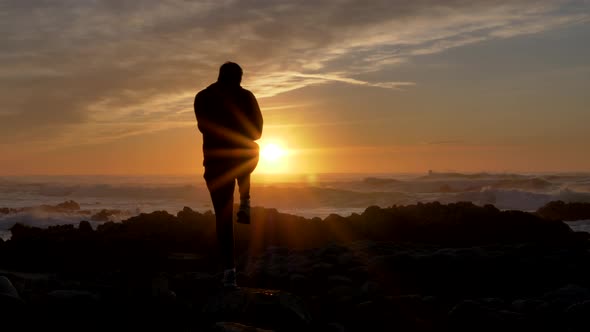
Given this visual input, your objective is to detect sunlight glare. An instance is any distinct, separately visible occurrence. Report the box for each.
[262,143,285,161]
[257,140,291,174]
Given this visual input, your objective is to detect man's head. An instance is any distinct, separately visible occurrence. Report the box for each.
[218,62,243,86]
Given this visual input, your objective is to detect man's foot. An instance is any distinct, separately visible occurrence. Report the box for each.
[237,199,251,224]
[222,268,238,288]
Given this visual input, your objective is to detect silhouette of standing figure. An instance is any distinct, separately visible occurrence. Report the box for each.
[194,62,263,288]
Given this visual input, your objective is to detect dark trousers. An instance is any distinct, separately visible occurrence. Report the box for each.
[204,155,258,270]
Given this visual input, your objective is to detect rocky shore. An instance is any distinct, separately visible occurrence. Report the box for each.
[1,202,590,331]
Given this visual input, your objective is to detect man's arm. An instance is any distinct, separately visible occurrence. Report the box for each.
[249,91,263,140]
[194,91,208,134]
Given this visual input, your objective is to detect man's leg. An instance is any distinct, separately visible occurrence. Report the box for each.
[236,152,258,224]
[237,173,251,201]
[236,173,251,225]
[205,167,237,285]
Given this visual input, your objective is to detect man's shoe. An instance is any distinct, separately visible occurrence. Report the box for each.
[237,199,251,224]
[222,268,238,288]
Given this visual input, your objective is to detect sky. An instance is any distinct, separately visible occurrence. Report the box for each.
[1,0,589,176]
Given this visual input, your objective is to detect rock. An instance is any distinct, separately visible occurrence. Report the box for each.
[266,246,289,256]
[214,322,274,332]
[151,275,177,301]
[480,297,505,309]
[39,200,81,212]
[537,201,590,221]
[317,243,347,259]
[352,299,416,331]
[90,209,114,221]
[0,276,25,330]
[311,262,334,278]
[565,300,590,331]
[0,276,24,306]
[172,272,217,299]
[347,265,368,282]
[202,288,311,331]
[511,298,547,313]
[47,289,100,303]
[327,275,353,286]
[360,281,383,299]
[177,206,200,220]
[286,254,311,274]
[324,322,346,332]
[336,252,356,267]
[289,274,309,293]
[56,200,81,211]
[326,285,357,302]
[78,220,93,232]
[449,300,524,331]
[541,284,590,310]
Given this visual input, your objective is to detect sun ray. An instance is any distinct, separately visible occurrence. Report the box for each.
[256,140,290,174]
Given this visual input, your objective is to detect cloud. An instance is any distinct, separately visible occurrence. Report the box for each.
[0,0,588,149]
[426,140,465,146]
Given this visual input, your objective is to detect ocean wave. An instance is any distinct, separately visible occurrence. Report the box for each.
[566,220,590,233]
[447,188,590,211]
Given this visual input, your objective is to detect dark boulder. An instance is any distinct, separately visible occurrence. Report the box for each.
[537,201,590,221]
[213,322,274,332]
[202,288,311,331]
[448,300,524,332]
[0,276,23,306]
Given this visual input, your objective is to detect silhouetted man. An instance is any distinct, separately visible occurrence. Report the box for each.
[194,62,263,288]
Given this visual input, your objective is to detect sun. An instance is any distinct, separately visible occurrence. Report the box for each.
[261,143,285,161]
[257,140,290,174]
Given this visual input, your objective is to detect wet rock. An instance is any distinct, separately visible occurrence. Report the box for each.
[171,272,215,297]
[214,322,274,332]
[541,284,590,310]
[311,262,334,278]
[202,288,311,332]
[511,298,548,313]
[47,289,100,303]
[286,254,311,274]
[480,297,505,309]
[266,246,289,256]
[56,200,81,210]
[39,200,81,212]
[0,276,24,306]
[449,300,524,331]
[317,244,347,259]
[151,275,176,301]
[289,274,309,293]
[565,300,590,331]
[78,220,93,232]
[327,275,353,286]
[347,265,368,282]
[325,322,346,332]
[177,206,201,220]
[327,285,357,302]
[352,298,427,331]
[90,209,121,222]
[336,252,357,267]
[360,281,383,299]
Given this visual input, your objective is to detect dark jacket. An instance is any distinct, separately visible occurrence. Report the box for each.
[194,82,263,161]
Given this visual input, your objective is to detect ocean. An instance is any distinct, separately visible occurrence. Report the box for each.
[2,172,590,240]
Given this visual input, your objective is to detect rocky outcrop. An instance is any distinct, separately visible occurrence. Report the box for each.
[1,202,590,330]
[1,200,81,214]
[537,200,590,221]
[90,209,122,221]
[0,275,23,306]
[202,288,311,332]
[213,322,274,332]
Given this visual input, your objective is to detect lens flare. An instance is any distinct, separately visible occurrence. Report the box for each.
[261,143,285,161]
